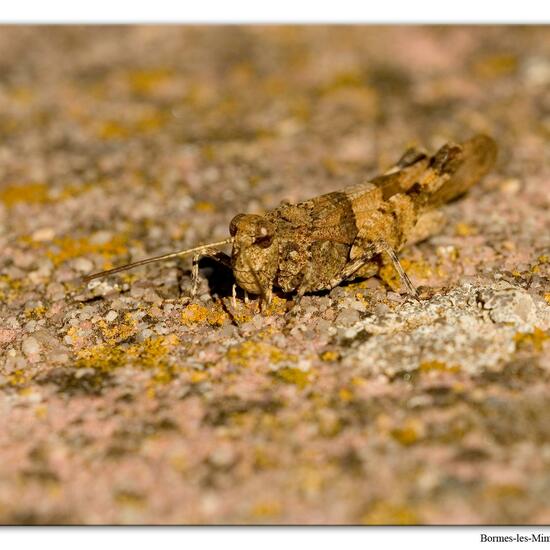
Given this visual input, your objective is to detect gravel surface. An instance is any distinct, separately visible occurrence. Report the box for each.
[0,26,549,524]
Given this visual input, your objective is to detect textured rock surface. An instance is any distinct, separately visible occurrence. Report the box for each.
[339,282,550,376]
[0,26,549,524]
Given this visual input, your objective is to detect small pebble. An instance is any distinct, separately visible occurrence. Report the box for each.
[31,227,55,242]
[73,258,94,273]
[105,310,118,323]
[336,308,361,327]
[209,444,236,468]
[22,336,41,357]
[143,289,162,304]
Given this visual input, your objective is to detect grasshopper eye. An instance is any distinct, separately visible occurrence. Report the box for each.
[254,224,274,248]
[255,234,273,248]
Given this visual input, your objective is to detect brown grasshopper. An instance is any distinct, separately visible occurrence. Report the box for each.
[84,134,497,307]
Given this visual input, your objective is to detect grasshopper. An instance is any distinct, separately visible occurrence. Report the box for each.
[84,134,497,307]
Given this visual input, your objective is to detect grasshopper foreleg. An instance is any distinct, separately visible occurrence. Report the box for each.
[190,251,232,298]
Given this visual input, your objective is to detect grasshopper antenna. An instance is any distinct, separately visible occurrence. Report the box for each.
[82,238,233,283]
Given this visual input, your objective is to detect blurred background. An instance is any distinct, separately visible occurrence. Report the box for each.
[0,26,549,525]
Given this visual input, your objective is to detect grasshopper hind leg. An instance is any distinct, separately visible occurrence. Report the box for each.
[377,242,419,299]
[327,241,419,299]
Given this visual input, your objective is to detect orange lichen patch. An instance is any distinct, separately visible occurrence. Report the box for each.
[379,257,433,292]
[544,293,550,305]
[390,419,424,446]
[361,501,420,525]
[226,341,296,368]
[98,313,138,345]
[46,234,128,266]
[127,68,173,95]
[181,303,228,327]
[455,222,478,237]
[0,183,50,206]
[514,328,549,352]
[419,360,461,374]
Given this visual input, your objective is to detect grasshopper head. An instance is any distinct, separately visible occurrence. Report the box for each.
[229,214,278,295]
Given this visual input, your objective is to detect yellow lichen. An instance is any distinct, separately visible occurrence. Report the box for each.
[133,112,169,134]
[419,360,460,373]
[251,500,282,519]
[127,335,179,370]
[75,335,179,374]
[253,447,278,470]
[75,344,126,372]
[544,293,550,305]
[34,405,48,419]
[379,258,432,292]
[46,234,129,266]
[194,201,216,213]
[189,371,208,384]
[24,305,47,319]
[474,54,518,78]
[0,273,28,303]
[260,295,288,316]
[181,303,228,327]
[0,183,50,206]
[318,71,366,95]
[98,313,138,344]
[97,120,129,140]
[514,327,549,352]
[7,369,31,387]
[273,366,311,389]
[390,419,424,446]
[127,68,172,95]
[320,350,339,362]
[361,501,419,525]
[455,222,478,237]
[338,387,353,402]
[227,341,295,368]
[114,490,146,508]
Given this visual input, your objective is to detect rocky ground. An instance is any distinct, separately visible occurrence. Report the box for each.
[0,26,549,524]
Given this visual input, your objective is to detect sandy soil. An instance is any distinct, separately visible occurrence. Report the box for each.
[0,26,549,524]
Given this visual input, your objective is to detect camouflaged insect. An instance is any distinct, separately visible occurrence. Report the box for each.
[85,134,498,306]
